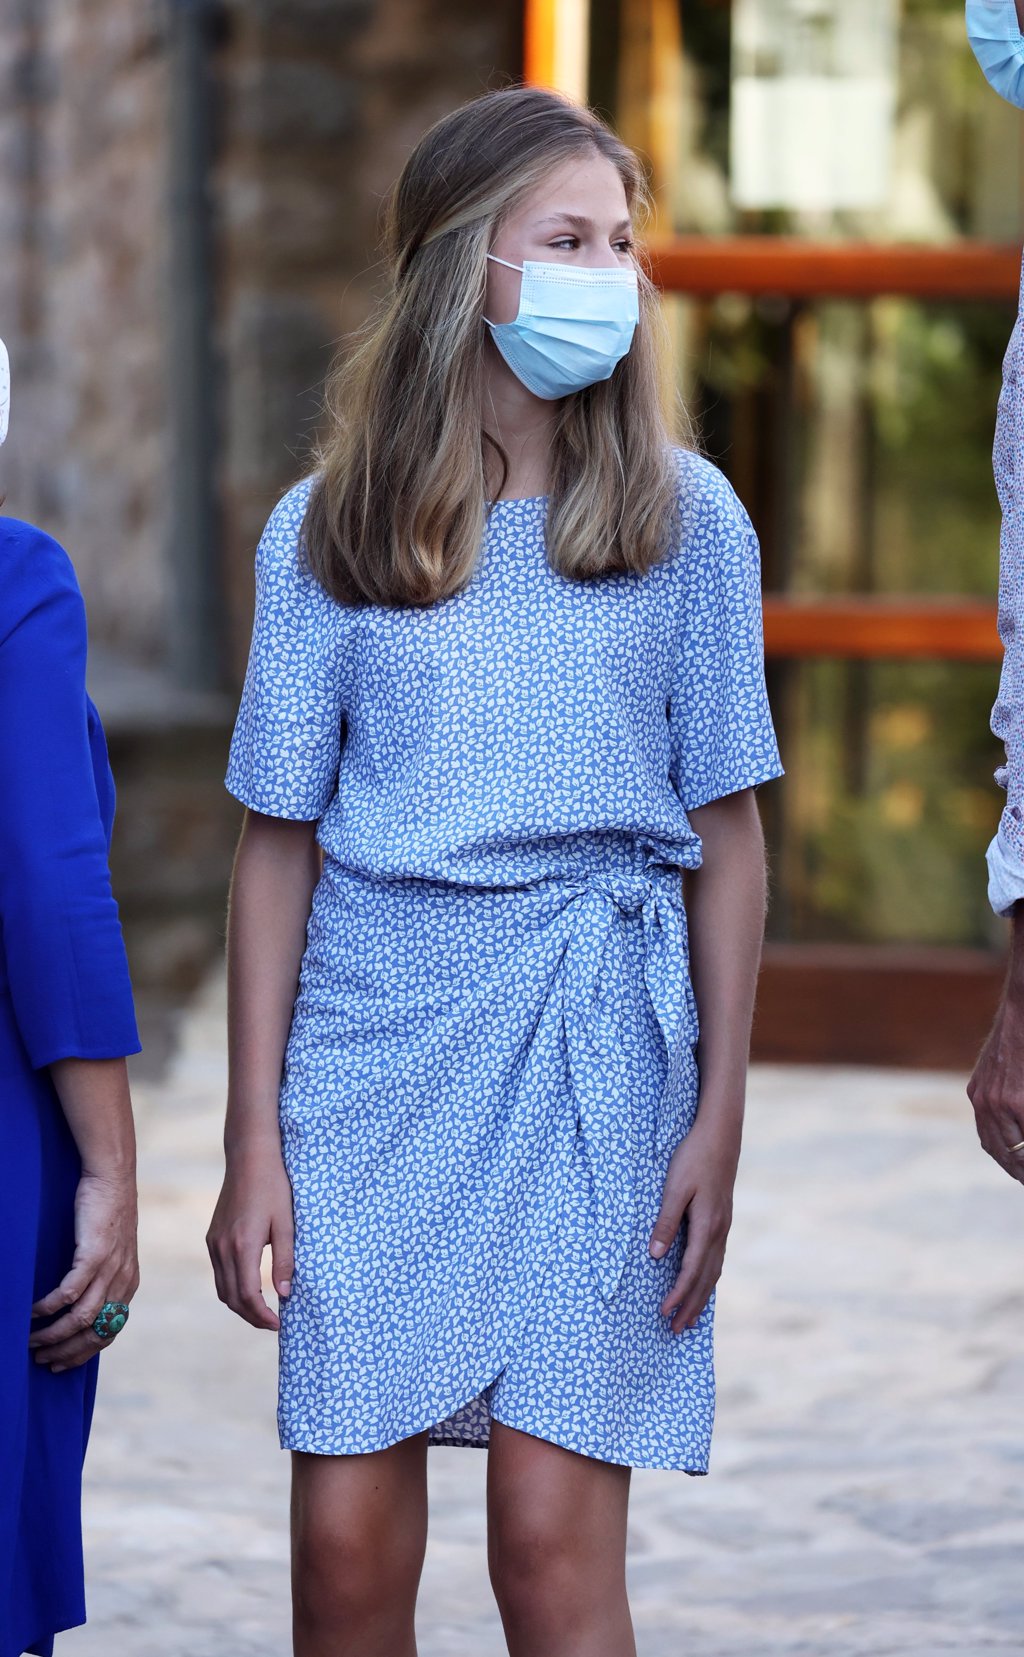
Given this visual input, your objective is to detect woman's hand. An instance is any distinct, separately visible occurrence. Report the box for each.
[207,1139,295,1330]
[29,1169,139,1371]
[649,1117,740,1334]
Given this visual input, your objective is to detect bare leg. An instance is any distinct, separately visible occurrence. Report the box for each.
[486,1420,636,1657]
[291,1432,429,1657]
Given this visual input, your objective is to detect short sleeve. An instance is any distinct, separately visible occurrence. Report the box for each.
[225,481,346,821]
[667,458,784,812]
[0,523,141,1069]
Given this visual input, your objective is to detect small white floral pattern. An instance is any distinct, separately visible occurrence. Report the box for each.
[225,450,783,1472]
[987,255,1024,912]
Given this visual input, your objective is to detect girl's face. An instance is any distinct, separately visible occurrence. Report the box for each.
[484,151,634,327]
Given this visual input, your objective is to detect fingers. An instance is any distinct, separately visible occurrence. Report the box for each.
[37,1327,106,1373]
[968,1049,1024,1182]
[659,1189,731,1333]
[31,1259,97,1322]
[991,1134,1024,1185]
[660,1223,717,1333]
[271,1214,295,1300]
[29,1246,138,1352]
[207,1227,280,1331]
[971,1093,1024,1184]
[30,1261,139,1370]
[648,1179,690,1261]
[29,1285,105,1352]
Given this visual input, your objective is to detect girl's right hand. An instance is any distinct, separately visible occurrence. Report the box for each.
[207,1141,295,1330]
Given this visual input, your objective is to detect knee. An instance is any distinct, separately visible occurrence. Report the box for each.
[489,1514,593,1627]
[293,1509,418,1633]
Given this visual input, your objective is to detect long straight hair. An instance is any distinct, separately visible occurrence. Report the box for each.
[303,86,688,608]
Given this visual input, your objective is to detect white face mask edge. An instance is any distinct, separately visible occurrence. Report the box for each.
[482,253,640,400]
[0,338,9,447]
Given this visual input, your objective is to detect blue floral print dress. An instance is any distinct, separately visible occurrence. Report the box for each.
[225,449,784,1473]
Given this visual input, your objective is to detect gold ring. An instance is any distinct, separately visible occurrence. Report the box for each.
[1007,1140,1024,1155]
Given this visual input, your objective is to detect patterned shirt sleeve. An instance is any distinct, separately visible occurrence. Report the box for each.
[987,256,1024,912]
[225,481,346,821]
[667,457,785,813]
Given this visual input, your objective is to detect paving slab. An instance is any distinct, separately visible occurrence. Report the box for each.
[61,970,1024,1656]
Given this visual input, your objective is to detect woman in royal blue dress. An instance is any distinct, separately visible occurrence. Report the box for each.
[208,89,783,1656]
[0,337,141,1657]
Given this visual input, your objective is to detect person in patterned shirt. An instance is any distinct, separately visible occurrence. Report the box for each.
[966,0,1024,1183]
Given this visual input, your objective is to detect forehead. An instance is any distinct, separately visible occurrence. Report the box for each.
[513,152,630,224]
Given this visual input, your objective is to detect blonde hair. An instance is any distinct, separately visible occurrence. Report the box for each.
[303,85,688,608]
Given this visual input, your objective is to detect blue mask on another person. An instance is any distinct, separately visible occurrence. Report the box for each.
[0,337,8,447]
[967,0,1024,108]
[484,255,639,400]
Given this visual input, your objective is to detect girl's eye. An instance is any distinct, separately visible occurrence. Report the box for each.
[548,236,635,254]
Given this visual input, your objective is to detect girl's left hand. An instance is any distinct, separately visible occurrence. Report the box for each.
[648,1120,740,1334]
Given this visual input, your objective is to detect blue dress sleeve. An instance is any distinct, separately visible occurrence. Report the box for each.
[667,457,785,812]
[0,523,141,1069]
[225,481,346,820]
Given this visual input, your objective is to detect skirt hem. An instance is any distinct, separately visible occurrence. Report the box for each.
[278,1381,710,1475]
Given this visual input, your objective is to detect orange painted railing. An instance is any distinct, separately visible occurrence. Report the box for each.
[647,238,1021,302]
[762,597,1001,662]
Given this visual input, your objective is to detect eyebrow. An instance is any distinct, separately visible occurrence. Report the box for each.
[533,212,633,234]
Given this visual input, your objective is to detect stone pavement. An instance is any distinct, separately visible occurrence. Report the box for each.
[63,969,1024,1657]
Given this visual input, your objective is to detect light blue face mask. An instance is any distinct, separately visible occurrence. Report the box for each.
[483,254,639,400]
[967,0,1024,108]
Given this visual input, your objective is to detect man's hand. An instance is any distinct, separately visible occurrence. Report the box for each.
[968,904,1024,1184]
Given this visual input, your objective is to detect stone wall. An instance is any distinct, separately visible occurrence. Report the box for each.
[214,0,523,677]
[0,0,171,664]
[0,0,522,677]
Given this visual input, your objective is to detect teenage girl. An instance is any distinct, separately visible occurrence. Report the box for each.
[208,85,784,1657]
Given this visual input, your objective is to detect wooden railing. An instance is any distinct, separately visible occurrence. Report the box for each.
[762,596,1002,662]
[647,237,1018,663]
[647,237,1021,302]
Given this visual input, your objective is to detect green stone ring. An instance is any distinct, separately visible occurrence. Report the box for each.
[92,1301,130,1342]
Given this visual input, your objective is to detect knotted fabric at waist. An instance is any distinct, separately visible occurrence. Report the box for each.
[314,846,700,1302]
[558,860,700,1302]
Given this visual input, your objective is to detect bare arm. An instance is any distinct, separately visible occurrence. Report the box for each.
[681,789,767,1125]
[1017,0,1024,37]
[649,789,768,1330]
[48,1059,137,1179]
[207,810,321,1328]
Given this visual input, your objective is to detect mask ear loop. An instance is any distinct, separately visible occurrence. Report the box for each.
[0,337,9,448]
[482,253,525,329]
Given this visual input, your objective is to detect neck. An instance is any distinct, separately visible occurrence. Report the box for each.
[482,341,558,500]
